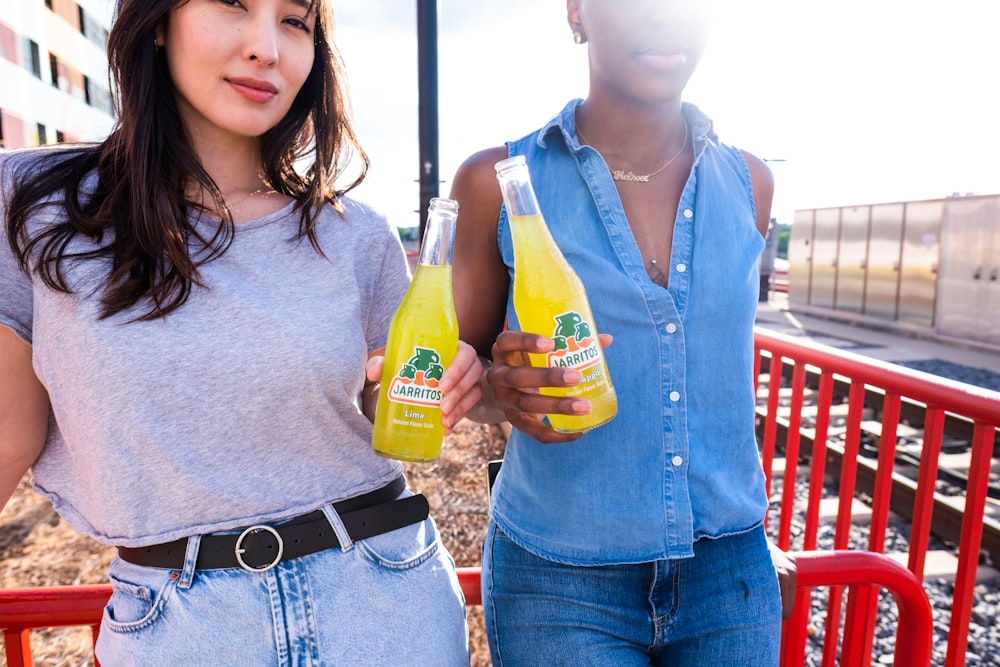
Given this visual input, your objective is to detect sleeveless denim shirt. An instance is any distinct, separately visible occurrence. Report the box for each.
[490,100,769,565]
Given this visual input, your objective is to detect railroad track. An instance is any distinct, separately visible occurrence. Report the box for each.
[756,357,1000,568]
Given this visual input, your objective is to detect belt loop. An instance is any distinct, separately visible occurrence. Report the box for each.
[320,504,354,552]
[178,535,202,589]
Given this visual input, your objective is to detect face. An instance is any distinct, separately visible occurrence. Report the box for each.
[570,0,711,104]
[158,0,317,147]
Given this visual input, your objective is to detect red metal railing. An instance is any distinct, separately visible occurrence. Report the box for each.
[2,558,931,666]
[755,327,1000,667]
[0,570,482,667]
[5,326,996,665]
[0,585,109,667]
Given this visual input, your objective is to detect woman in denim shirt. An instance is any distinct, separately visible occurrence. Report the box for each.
[451,1,791,664]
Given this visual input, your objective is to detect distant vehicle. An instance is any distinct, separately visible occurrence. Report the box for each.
[770,257,789,293]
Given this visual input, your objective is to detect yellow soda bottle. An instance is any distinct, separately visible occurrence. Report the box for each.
[494,155,617,433]
[372,198,459,461]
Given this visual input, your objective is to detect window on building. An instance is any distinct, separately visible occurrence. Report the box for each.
[37,123,47,145]
[88,79,113,115]
[78,4,87,37]
[0,23,17,65]
[28,40,41,78]
[83,74,91,105]
[56,129,65,143]
[45,0,54,9]
[49,52,59,88]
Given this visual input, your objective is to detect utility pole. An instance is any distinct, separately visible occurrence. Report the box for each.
[416,0,439,239]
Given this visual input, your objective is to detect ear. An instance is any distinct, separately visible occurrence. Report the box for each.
[567,0,582,31]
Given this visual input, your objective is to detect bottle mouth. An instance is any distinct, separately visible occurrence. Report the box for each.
[427,197,459,220]
[494,155,527,178]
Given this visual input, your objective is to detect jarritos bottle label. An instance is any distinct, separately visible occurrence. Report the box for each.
[386,346,445,407]
[545,311,602,370]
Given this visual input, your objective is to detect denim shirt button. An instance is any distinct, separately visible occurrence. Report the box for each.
[671,455,684,467]
[666,323,677,334]
[683,209,693,219]
[669,391,681,402]
[676,263,687,273]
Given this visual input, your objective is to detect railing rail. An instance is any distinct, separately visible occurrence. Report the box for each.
[755,326,1000,667]
[2,558,931,667]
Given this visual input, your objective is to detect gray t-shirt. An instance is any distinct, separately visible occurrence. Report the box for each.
[0,149,410,547]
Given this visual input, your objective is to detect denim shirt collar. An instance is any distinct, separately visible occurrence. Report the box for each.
[536,98,720,163]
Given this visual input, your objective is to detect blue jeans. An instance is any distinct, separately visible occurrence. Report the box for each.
[95,495,469,666]
[482,522,781,666]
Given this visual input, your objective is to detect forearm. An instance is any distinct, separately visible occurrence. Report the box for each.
[0,328,49,513]
[0,447,40,513]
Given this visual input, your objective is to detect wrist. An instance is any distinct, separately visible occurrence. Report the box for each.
[469,356,506,424]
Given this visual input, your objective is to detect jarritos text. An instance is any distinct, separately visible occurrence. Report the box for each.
[546,311,601,370]
[386,346,445,407]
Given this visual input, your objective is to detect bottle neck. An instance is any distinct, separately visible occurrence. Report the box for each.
[495,158,542,218]
[417,214,456,267]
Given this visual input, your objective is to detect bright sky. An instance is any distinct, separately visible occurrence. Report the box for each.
[333,0,1000,229]
[93,1,999,228]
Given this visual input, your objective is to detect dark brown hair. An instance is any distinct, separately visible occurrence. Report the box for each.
[5,0,368,320]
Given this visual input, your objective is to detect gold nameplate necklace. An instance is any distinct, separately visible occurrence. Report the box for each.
[577,117,688,183]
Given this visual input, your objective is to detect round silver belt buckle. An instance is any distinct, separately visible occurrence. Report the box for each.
[234,525,284,573]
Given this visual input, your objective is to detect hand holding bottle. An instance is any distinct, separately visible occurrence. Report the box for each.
[366,341,483,436]
[494,156,618,434]
[372,197,481,461]
[485,329,614,444]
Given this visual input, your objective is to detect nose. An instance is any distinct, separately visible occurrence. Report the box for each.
[244,18,279,66]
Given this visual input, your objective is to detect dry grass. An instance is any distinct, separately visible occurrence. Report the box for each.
[0,419,506,666]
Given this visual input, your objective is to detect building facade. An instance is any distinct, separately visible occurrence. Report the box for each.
[0,0,114,149]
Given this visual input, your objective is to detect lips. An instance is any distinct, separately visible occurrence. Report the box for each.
[228,77,278,103]
[635,49,688,71]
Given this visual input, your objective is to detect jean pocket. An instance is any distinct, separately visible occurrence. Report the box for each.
[102,560,178,633]
[355,515,441,571]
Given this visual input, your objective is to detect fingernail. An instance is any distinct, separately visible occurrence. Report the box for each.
[571,400,590,414]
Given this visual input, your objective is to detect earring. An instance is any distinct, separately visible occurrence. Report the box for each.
[573,31,586,45]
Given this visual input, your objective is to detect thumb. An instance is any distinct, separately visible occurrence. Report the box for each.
[366,355,385,383]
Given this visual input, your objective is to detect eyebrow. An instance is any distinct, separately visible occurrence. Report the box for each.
[287,0,314,11]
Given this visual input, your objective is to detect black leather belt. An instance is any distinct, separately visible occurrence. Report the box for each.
[118,476,428,572]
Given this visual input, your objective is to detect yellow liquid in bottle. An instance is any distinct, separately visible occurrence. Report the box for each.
[372,264,458,461]
[509,214,617,433]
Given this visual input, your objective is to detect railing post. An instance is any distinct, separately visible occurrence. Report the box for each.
[3,628,33,667]
[945,423,996,667]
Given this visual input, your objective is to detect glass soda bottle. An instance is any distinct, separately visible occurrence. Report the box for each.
[372,197,460,461]
[494,155,617,433]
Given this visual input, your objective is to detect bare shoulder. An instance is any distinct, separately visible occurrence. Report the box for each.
[449,145,509,237]
[739,149,774,237]
[451,146,509,202]
[739,150,774,191]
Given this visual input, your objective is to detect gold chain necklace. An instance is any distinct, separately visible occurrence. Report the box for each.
[577,117,689,183]
[225,187,277,211]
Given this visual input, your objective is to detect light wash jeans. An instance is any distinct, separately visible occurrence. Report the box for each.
[482,523,781,666]
[95,497,469,666]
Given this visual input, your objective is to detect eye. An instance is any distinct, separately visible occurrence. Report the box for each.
[284,16,313,33]
[218,0,244,7]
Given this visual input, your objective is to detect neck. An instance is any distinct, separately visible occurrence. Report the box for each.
[186,127,266,198]
[576,99,687,164]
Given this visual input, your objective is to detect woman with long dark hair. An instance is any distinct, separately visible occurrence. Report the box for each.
[0,1,479,663]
